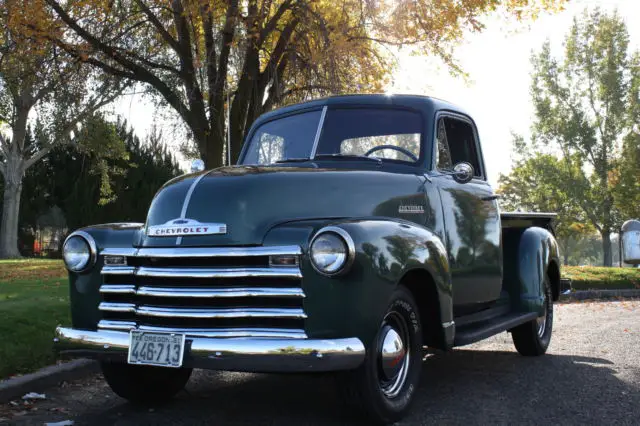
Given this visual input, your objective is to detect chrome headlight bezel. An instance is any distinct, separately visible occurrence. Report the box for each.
[309,226,355,277]
[62,231,97,273]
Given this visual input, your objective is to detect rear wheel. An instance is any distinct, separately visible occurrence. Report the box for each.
[339,286,423,424]
[101,362,192,405]
[512,276,553,356]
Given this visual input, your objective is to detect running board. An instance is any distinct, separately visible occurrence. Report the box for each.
[453,312,538,347]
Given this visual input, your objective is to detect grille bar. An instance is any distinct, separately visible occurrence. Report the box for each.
[100,285,136,294]
[136,306,307,319]
[98,320,137,330]
[99,302,136,313]
[99,284,304,298]
[136,286,305,298]
[102,266,136,275]
[101,246,302,258]
[97,320,307,339]
[136,267,302,279]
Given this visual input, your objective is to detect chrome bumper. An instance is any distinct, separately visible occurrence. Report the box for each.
[54,327,366,373]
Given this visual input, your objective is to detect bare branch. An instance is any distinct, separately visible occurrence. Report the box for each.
[132,0,181,53]
[47,0,194,130]
[215,0,239,97]
[258,0,295,47]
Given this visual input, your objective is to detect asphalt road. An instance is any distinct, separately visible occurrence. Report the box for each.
[2,300,639,425]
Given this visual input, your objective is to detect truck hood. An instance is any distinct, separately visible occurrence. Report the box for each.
[141,165,427,247]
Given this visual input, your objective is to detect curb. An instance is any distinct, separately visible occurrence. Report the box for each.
[0,359,99,404]
[560,289,640,301]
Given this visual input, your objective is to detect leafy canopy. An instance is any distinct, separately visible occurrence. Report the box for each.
[32,0,567,167]
[500,8,640,266]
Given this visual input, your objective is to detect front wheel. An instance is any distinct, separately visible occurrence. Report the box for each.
[512,276,553,356]
[101,362,192,405]
[338,286,423,424]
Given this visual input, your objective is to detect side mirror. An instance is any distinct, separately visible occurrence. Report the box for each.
[621,220,640,265]
[452,162,474,184]
[190,159,205,173]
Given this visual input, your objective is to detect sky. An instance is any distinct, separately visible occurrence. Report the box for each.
[112,0,640,185]
[388,0,640,186]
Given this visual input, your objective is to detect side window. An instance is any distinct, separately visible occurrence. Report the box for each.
[435,119,452,170]
[436,116,482,177]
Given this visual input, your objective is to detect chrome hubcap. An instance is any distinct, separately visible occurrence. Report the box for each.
[536,304,547,337]
[380,328,406,380]
[537,284,550,338]
[378,313,410,398]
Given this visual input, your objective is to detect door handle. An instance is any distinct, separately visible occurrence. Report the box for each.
[481,195,500,201]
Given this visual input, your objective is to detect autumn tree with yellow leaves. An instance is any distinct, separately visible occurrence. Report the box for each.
[43,0,566,167]
[0,0,126,257]
[1,0,566,257]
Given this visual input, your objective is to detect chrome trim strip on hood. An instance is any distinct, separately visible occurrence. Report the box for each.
[176,170,213,245]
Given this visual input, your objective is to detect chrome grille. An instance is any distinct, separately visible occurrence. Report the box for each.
[98,246,306,339]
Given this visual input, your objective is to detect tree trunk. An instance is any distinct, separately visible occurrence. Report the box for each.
[0,165,24,258]
[601,230,612,267]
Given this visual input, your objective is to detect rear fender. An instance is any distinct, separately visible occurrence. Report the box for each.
[503,226,560,315]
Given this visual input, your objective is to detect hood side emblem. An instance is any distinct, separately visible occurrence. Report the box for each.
[147,219,227,237]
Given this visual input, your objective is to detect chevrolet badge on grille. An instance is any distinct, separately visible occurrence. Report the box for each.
[147,218,227,236]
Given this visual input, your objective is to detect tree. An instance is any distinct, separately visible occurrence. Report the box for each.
[0,1,124,257]
[39,117,181,231]
[4,116,181,255]
[497,152,598,265]
[42,0,566,169]
[526,9,640,266]
[611,52,640,221]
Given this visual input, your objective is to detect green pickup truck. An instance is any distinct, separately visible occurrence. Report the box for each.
[55,95,562,424]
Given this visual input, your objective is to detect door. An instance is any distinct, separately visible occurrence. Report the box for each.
[431,115,502,313]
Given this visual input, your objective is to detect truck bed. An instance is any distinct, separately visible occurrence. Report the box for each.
[500,212,557,233]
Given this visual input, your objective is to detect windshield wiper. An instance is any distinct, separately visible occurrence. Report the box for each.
[313,154,382,164]
[275,154,382,164]
[275,158,312,163]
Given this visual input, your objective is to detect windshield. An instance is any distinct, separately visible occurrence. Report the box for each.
[241,108,422,165]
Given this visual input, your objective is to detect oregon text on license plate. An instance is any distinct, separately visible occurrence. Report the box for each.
[128,331,185,368]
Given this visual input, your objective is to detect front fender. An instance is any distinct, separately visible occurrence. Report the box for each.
[503,227,560,315]
[67,223,143,330]
[264,219,451,346]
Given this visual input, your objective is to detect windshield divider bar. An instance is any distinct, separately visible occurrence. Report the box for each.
[310,106,328,159]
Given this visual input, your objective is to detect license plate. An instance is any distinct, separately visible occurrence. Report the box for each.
[128,331,185,368]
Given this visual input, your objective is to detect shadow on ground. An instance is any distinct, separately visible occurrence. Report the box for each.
[70,349,639,425]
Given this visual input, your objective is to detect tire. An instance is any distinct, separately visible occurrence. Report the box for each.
[101,362,192,405]
[512,275,553,356]
[338,286,423,425]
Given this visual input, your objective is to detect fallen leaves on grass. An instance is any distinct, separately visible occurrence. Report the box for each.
[0,260,66,281]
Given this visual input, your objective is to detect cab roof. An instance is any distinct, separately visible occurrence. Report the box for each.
[254,94,469,125]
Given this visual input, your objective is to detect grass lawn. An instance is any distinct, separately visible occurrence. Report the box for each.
[0,259,69,380]
[563,265,640,291]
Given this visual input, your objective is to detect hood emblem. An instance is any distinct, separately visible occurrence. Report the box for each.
[147,219,227,237]
[399,205,425,214]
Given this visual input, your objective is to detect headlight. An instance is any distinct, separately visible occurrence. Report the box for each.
[310,227,355,276]
[63,231,97,272]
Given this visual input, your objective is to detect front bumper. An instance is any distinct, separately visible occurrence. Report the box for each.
[54,327,366,373]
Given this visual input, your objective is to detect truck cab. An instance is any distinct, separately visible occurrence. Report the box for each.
[55,95,561,424]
